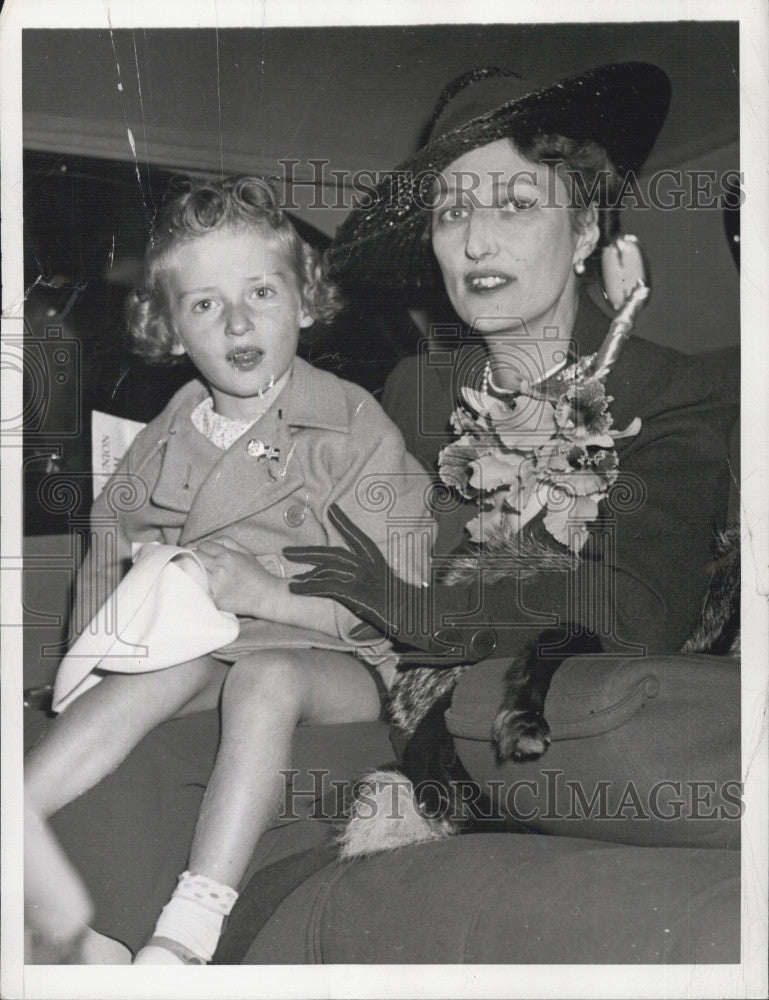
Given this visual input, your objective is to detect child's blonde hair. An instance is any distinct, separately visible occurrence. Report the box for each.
[128,176,343,363]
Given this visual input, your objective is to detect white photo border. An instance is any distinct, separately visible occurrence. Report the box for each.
[1,2,766,998]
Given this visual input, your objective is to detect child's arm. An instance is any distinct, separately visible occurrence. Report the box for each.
[195,537,338,633]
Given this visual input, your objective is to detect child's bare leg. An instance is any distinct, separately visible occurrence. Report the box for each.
[25,656,229,818]
[24,811,130,964]
[134,649,380,964]
[192,649,379,883]
[24,805,94,963]
[24,656,228,962]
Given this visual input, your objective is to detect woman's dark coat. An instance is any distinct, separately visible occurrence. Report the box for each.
[381,294,737,658]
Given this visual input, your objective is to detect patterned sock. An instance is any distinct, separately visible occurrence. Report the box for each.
[133,871,238,965]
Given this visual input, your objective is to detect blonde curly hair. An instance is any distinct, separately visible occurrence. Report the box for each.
[128,176,343,363]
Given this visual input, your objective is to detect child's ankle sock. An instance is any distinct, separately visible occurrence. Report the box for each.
[133,871,238,965]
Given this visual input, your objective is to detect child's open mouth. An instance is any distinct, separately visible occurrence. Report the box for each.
[227,347,264,371]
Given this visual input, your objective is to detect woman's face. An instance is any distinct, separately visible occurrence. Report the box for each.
[430,138,595,340]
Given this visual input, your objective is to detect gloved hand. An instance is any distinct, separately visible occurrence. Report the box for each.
[284,504,497,665]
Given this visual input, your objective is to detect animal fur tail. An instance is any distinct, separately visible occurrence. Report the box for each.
[441,528,576,586]
[389,664,469,737]
[679,524,740,656]
[337,770,453,859]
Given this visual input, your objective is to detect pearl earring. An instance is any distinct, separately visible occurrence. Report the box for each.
[573,259,586,276]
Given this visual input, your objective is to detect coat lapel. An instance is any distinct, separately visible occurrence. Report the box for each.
[147,390,220,515]
[151,361,347,546]
[179,405,304,545]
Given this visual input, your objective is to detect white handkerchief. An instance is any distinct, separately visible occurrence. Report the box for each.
[52,543,239,713]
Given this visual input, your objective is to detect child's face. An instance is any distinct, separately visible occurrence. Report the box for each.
[164,225,314,420]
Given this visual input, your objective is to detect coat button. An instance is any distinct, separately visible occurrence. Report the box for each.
[284,504,306,527]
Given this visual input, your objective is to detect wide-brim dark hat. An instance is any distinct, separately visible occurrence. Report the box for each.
[329,62,670,288]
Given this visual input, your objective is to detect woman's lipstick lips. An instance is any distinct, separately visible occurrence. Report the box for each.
[227,347,264,371]
[465,272,513,294]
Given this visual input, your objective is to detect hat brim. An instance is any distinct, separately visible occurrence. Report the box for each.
[329,62,670,289]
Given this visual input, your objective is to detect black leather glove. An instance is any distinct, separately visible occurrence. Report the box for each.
[284,504,497,665]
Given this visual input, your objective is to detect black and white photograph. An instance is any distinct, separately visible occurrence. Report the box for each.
[1,2,767,998]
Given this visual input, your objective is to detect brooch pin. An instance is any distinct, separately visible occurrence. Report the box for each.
[246,439,281,461]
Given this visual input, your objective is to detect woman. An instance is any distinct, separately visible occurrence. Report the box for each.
[286,63,735,757]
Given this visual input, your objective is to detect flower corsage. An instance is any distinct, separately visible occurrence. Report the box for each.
[438,281,649,570]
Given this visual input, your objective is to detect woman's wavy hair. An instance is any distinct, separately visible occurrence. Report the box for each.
[517,131,622,255]
[128,176,343,364]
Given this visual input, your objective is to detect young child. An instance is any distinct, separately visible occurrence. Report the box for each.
[24,176,433,964]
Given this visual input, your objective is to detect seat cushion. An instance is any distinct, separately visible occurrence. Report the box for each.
[240,833,739,964]
[445,654,741,849]
[25,708,392,953]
